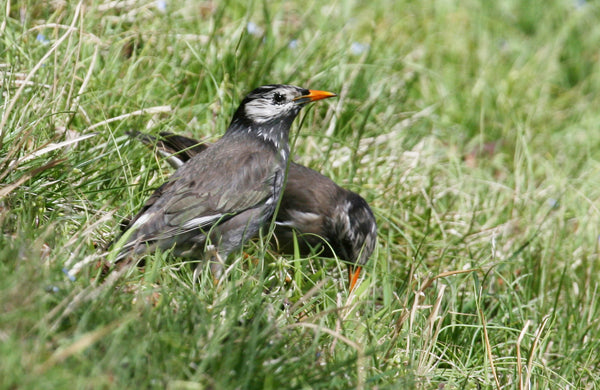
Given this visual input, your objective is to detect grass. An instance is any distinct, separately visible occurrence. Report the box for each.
[2,0,600,388]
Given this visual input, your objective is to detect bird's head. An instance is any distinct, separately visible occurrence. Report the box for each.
[227,84,336,151]
[337,192,377,292]
[241,84,336,124]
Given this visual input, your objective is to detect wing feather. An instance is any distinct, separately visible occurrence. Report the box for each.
[121,133,282,249]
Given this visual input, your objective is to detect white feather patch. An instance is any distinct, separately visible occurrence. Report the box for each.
[244,100,282,123]
[131,213,151,228]
[276,211,321,228]
[181,214,222,230]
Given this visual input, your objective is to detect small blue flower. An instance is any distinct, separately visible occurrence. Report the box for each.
[247,21,262,36]
[350,42,369,55]
[36,33,50,44]
[288,39,299,49]
[156,0,167,12]
[62,267,76,282]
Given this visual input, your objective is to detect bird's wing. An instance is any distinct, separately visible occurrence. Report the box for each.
[157,132,209,160]
[276,162,337,223]
[124,137,280,243]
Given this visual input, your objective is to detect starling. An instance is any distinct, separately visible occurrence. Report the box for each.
[114,85,336,273]
[128,131,377,291]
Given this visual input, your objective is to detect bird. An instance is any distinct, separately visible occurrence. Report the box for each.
[126,130,377,291]
[113,85,337,277]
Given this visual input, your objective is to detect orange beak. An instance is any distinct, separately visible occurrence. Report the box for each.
[348,265,362,293]
[294,89,337,104]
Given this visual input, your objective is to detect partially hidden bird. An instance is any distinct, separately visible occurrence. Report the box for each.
[127,129,377,291]
[113,85,337,276]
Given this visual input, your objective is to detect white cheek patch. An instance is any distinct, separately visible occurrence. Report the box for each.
[245,99,289,123]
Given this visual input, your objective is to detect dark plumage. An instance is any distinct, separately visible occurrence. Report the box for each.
[128,131,377,291]
[114,85,336,272]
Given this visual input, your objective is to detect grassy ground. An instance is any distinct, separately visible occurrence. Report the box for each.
[2,0,600,388]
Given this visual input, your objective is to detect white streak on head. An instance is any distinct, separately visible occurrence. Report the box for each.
[245,101,283,124]
[243,86,303,124]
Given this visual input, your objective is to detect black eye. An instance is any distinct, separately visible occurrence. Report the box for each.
[272,92,286,104]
